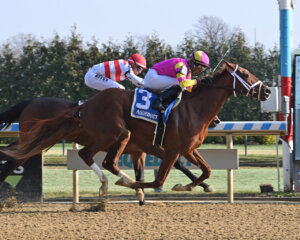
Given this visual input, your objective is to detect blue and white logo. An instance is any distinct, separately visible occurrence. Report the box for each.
[131,88,175,124]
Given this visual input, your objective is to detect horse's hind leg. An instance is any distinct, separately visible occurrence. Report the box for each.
[174,158,214,192]
[129,151,179,190]
[132,152,145,183]
[131,152,146,205]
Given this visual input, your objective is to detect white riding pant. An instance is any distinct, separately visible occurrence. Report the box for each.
[144,69,179,93]
[84,68,125,91]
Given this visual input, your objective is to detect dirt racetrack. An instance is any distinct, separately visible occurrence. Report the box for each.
[0,201,299,240]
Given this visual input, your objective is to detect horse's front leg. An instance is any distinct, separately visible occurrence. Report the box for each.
[78,129,132,197]
[78,147,108,196]
[172,149,211,192]
[130,151,179,189]
[173,157,214,192]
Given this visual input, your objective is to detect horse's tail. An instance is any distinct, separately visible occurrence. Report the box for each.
[0,106,81,160]
[0,99,33,129]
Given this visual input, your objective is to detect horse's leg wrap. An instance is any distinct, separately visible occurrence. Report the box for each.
[99,175,108,196]
[91,162,108,196]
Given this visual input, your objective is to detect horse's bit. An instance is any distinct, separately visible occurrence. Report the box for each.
[230,65,263,100]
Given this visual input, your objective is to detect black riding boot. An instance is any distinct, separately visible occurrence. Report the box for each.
[151,85,182,112]
[208,115,221,128]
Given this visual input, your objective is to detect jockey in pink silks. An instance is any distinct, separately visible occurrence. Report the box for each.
[143,50,211,111]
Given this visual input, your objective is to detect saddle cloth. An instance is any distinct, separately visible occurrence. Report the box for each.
[131,88,177,124]
[131,88,178,145]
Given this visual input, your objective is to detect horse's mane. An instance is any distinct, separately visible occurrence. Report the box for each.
[183,63,228,98]
[212,64,228,78]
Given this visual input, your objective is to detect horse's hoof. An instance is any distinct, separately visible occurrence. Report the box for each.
[139,200,145,206]
[172,184,183,191]
[115,178,132,188]
[204,186,215,192]
[99,186,107,196]
[136,188,144,203]
[115,175,135,188]
[99,178,108,196]
[172,184,193,191]
[115,178,124,186]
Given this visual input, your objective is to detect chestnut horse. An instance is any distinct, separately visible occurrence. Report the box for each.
[0,98,146,203]
[0,98,213,203]
[1,61,271,194]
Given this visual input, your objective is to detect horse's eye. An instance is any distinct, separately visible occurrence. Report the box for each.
[243,73,249,78]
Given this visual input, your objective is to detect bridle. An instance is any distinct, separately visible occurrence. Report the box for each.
[229,65,263,100]
[207,65,263,100]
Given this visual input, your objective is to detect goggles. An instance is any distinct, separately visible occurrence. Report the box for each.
[136,65,144,72]
[195,63,203,68]
[193,62,205,72]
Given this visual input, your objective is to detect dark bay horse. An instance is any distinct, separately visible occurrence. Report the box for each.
[1,61,271,193]
[0,98,213,202]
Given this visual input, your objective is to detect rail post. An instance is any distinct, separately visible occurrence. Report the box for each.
[226,134,234,203]
[72,143,79,206]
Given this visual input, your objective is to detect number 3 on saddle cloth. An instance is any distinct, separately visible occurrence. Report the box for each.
[131,88,180,146]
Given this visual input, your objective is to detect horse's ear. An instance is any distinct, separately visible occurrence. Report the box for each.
[224,61,234,71]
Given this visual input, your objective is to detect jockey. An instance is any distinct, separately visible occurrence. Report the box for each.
[144,51,210,111]
[84,53,147,91]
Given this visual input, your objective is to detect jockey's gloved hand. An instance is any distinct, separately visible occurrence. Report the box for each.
[125,67,135,77]
[200,76,213,86]
[136,83,145,88]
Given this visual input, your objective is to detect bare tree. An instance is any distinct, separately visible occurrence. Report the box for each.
[194,16,230,49]
[192,16,232,69]
[0,33,38,58]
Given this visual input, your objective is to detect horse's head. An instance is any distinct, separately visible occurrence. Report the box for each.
[220,61,271,101]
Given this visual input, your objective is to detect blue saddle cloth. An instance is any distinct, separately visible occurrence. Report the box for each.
[131,88,176,124]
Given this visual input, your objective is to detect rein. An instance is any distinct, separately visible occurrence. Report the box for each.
[230,65,263,100]
[209,65,263,100]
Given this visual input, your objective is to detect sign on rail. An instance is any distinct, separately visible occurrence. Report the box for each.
[0,123,42,201]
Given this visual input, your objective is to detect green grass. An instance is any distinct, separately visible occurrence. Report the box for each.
[40,143,290,198]
[43,143,282,165]
[200,143,281,151]
[43,167,288,198]
[239,154,281,165]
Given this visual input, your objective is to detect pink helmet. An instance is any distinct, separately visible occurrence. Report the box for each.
[189,51,210,69]
[128,53,147,69]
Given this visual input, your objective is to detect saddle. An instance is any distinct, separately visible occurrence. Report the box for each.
[131,88,181,146]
